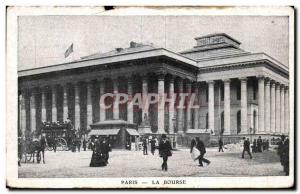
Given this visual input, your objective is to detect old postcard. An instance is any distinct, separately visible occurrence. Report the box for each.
[6,6,294,189]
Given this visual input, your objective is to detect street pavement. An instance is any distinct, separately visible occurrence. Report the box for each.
[18,148,285,178]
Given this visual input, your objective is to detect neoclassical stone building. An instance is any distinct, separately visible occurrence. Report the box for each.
[18,33,290,139]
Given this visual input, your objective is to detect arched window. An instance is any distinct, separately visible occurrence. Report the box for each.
[220,111,224,134]
[205,112,209,129]
[237,110,241,134]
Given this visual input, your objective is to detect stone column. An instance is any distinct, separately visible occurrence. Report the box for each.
[223,79,231,135]
[127,78,134,123]
[142,76,149,121]
[99,80,105,121]
[168,77,175,134]
[193,82,199,129]
[86,81,93,128]
[177,79,184,133]
[20,91,26,133]
[207,81,215,132]
[186,81,192,130]
[62,83,68,121]
[257,76,265,133]
[264,78,271,133]
[157,74,165,134]
[30,90,36,131]
[240,77,248,134]
[275,83,281,133]
[285,87,289,134]
[74,83,80,130]
[280,85,285,133]
[113,79,119,120]
[51,85,57,122]
[270,81,276,133]
[41,87,47,122]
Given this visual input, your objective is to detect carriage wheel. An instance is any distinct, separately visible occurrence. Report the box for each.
[56,138,67,151]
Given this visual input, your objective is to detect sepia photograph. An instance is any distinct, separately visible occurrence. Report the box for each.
[6,6,294,189]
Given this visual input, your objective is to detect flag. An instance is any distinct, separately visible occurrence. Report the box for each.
[64,43,73,58]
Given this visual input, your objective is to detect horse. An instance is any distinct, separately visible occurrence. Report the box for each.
[23,138,46,164]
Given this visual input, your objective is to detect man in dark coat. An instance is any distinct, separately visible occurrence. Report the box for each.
[38,134,47,164]
[194,137,210,167]
[190,138,196,154]
[278,135,289,175]
[218,137,224,152]
[242,138,252,159]
[159,134,172,171]
[82,138,87,151]
[142,138,148,155]
[257,136,263,152]
[282,138,289,175]
[150,138,156,155]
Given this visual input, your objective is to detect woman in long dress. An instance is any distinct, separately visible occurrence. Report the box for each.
[90,137,107,167]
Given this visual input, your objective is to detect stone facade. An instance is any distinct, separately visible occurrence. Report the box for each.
[18,33,290,139]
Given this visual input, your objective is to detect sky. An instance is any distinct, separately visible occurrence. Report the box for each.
[18,15,289,70]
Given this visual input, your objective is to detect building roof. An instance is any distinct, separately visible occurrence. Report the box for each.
[18,33,288,79]
[80,42,156,60]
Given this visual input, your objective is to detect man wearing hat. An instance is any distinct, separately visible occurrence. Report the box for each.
[158,134,172,171]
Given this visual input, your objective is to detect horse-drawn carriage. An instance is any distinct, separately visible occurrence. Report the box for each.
[41,121,76,151]
[18,121,77,164]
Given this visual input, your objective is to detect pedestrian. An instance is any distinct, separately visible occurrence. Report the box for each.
[252,139,257,153]
[18,136,24,166]
[142,138,148,155]
[82,138,87,151]
[242,137,252,159]
[150,138,156,155]
[277,135,289,175]
[194,137,211,167]
[102,137,110,164]
[218,137,224,152]
[90,138,107,167]
[158,134,172,171]
[266,140,269,151]
[282,138,289,175]
[77,136,81,152]
[38,134,47,164]
[53,137,57,152]
[257,136,263,152]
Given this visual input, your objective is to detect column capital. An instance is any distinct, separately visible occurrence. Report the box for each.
[239,77,248,82]
[270,79,276,84]
[285,86,289,91]
[280,84,286,89]
[192,81,198,88]
[265,78,271,85]
[275,82,281,88]
[222,78,231,83]
[30,87,39,95]
[169,75,175,83]
[256,75,265,80]
[157,73,166,81]
[206,80,215,85]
